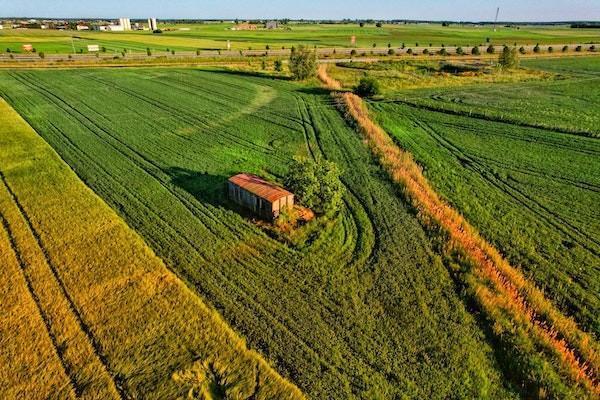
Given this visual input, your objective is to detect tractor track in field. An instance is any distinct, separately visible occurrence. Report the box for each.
[0,173,125,399]
[0,211,79,400]
[410,115,600,255]
[376,97,600,139]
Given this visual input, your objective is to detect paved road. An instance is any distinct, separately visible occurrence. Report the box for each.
[0,43,596,63]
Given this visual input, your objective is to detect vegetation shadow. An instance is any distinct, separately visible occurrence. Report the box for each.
[208,68,293,81]
[167,166,230,208]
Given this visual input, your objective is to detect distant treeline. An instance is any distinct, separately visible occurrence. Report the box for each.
[571,23,600,29]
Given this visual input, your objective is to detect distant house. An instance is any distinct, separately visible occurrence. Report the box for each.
[228,173,294,220]
[231,22,257,31]
[266,21,278,29]
[76,24,89,31]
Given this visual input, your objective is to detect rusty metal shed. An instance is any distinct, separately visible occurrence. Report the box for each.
[228,173,294,219]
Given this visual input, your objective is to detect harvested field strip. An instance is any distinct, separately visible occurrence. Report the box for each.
[0,98,304,399]
[0,216,76,400]
[335,89,599,396]
[0,68,515,399]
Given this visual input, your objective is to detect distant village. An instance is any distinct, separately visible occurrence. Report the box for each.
[0,18,283,32]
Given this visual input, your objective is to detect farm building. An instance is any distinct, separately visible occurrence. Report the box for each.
[228,173,294,220]
[266,21,278,29]
[231,22,257,31]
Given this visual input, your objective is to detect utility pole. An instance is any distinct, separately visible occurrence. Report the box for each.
[493,7,500,32]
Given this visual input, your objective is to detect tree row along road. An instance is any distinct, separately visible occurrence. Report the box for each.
[0,43,597,63]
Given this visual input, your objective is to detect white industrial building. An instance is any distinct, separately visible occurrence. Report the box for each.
[118,18,131,31]
[148,18,158,31]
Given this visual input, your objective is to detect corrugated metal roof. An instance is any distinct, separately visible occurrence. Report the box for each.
[228,173,293,202]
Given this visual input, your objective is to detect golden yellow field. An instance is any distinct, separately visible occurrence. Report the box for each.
[0,98,303,399]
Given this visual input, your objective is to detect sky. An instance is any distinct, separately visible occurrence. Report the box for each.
[1,0,599,21]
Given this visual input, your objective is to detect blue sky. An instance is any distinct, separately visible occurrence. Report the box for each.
[1,0,599,21]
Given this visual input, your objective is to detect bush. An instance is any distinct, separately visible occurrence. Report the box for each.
[153,29,162,34]
[590,45,596,52]
[196,49,200,56]
[456,47,464,55]
[289,45,316,80]
[38,52,45,59]
[575,45,582,52]
[548,46,554,53]
[562,45,569,52]
[387,48,395,55]
[407,48,413,55]
[6,48,11,53]
[350,49,357,56]
[171,50,175,55]
[438,48,448,56]
[533,44,541,53]
[472,46,480,55]
[487,44,495,54]
[101,46,106,53]
[376,22,383,28]
[147,48,152,56]
[354,76,381,98]
[423,48,429,55]
[498,46,519,69]
[274,59,283,72]
[284,158,343,216]
[519,46,526,54]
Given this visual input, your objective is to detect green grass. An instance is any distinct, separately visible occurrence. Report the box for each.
[382,56,600,137]
[1,22,599,54]
[370,59,600,336]
[0,98,303,399]
[0,68,517,399]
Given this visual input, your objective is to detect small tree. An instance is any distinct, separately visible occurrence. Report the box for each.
[171,49,175,55]
[274,59,283,72]
[354,76,381,97]
[388,48,395,55]
[533,44,541,53]
[101,46,106,53]
[350,49,357,56]
[562,45,569,52]
[519,46,526,54]
[575,45,582,52]
[147,48,152,56]
[261,59,266,70]
[196,49,201,56]
[289,45,316,80]
[284,158,344,216]
[376,22,383,28]
[359,22,365,28]
[498,46,519,69]
[423,48,429,55]
[266,44,270,50]
[487,44,495,54]
[438,48,448,56]
[38,52,45,59]
[407,48,413,55]
[372,43,377,48]
[456,46,464,55]
[472,46,480,55]
[590,45,597,52]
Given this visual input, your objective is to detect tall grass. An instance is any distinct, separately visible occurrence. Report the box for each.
[317,63,600,396]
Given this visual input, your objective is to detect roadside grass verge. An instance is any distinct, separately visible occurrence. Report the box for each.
[0,98,304,399]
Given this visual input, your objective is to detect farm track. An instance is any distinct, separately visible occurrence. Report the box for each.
[0,173,123,399]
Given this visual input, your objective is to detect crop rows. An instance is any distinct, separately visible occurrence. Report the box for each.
[0,98,303,399]
[0,68,516,398]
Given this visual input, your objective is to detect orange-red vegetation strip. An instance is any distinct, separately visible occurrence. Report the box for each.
[336,87,599,393]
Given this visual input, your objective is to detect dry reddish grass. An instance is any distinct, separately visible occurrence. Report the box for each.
[317,64,342,90]
[322,65,599,393]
